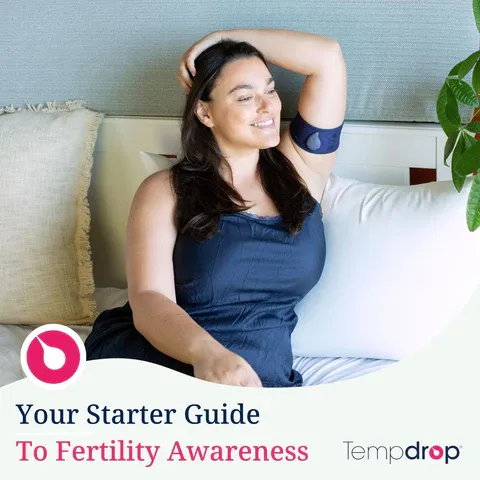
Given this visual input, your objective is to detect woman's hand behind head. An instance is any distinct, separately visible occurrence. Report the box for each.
[177,31,225,94]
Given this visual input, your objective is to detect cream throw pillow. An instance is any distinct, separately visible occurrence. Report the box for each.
[0,101,104,325]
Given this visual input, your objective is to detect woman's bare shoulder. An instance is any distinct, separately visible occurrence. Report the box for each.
[133,169,176,209]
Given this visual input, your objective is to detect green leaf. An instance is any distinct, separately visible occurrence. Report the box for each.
[464,120,480,132]
[458,51,480,80]
[467,172,480,231]
[474,0,480,34]
[454,135,480,175]
[444,131,460,167]
[436,82,461,136]
[473,59,480,93]
[451,133,467,192]
[448,61,462,77]
[452,170,467,193]
[465,132,478,147]
[444,83,462,124]
[447,79,479,107]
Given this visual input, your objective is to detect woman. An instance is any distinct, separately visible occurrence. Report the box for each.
[85,28,347,388]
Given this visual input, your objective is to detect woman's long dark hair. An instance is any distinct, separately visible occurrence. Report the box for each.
[170,39,315,241]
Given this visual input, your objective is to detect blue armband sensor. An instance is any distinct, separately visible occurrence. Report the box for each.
[289,112,344,154]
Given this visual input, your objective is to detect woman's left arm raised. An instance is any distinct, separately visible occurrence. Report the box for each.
[221,29,347,191]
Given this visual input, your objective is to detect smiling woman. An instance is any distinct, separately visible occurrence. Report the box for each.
[84,29,347,389]
[190,55,283,156]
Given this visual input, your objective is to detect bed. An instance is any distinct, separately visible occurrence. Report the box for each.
[0,115,476,389]
[0,287,396,388]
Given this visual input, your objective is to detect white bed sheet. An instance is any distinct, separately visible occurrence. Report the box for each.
[0,288,395,388]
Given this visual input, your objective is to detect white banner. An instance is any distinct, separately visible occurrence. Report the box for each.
[0,305,478,480]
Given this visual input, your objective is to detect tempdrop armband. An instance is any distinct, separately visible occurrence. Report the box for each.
[289,111,344,154]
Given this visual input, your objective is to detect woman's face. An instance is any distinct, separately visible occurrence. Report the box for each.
[197,56,282,152]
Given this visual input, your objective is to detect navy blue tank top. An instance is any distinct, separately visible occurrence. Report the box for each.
[172,200,326,387]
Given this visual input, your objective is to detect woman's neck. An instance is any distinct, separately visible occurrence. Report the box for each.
[219,150,260,186]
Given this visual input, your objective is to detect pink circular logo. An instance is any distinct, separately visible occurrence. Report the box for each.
[20,324,86,389]
[428,445,444,460]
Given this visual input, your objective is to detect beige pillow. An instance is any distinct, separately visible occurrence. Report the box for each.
[0,100,104,325]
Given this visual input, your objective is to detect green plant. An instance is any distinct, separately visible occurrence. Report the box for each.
[437,0,480,231]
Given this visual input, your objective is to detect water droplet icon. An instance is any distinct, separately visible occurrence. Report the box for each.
[37,337,66,370]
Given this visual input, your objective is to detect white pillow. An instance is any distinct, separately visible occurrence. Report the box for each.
[292,174,480,360]
[139,150,177,175]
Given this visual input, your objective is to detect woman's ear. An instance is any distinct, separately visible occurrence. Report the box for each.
[195,101,214,128]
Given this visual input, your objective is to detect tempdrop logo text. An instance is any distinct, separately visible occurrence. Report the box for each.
[20,324,86,389]
[343,441,461,465]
